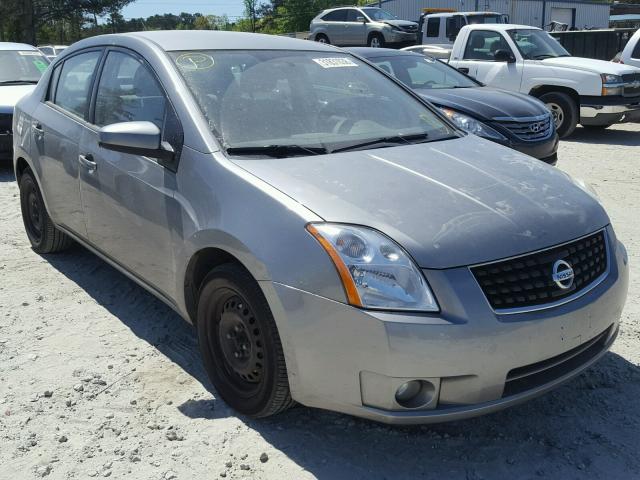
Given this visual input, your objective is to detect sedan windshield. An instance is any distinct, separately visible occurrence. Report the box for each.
[361,8,397,21]
[170,50,455,155]
[0,50,49,83]
[507,29,570,59]
[369,55,478,89]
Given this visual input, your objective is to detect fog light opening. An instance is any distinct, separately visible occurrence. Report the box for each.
[394,380,435,409]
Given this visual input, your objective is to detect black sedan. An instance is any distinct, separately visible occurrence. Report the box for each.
[348,47,559,164]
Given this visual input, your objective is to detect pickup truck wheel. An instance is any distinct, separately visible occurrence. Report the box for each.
[315,34,329,44]
[197,264,294,418]
[19,168,73,254]
[540,92,578,138]
[368,33,385,48]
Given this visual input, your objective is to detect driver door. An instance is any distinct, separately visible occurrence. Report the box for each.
[455,30,524,92]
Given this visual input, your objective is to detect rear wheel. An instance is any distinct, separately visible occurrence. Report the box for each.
[315,34,329,44]
[540,91,578,138]
[368,33,385,48]
[19,169,73,253]
[196,264,294,417]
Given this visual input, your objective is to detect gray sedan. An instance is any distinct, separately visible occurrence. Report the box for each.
[13,31,628,424]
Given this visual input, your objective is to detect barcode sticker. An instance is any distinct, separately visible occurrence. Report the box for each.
[312,57,358,68]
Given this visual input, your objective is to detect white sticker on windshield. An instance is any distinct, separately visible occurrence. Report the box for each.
[312,57,358,68]
[18,51,41,56]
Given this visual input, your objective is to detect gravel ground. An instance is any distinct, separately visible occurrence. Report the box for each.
[1,124,639,480]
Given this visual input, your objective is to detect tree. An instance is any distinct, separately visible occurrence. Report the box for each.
[243,0,258,32]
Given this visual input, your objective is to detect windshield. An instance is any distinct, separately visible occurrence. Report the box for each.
[370,55,478,89]
[507,29,570,59]
[0,50,49,83]
[361,8,397,21]
[170,50,455,155]
[467,14,505,24]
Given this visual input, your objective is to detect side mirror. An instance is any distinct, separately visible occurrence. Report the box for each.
[494,49,516,63]
[98,121,174,162]
[356,16,366,23]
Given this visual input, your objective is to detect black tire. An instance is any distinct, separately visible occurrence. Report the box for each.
[19,168,73,253]
[315,34,330,45]
[367,33,385,48]
[539,91,578,138]
[197,264,294,418]
[581,124,613,130]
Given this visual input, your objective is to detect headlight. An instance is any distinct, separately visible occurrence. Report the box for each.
[439,108,506,141]
[307,223,439,312]
[601,73,624,96]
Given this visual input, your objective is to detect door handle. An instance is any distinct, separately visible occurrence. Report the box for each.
[32,123,44,134]
[458,67,470,74]
[79,154,97,172]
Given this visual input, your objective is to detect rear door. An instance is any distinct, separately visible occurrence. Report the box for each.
[323,9,348,45]
[32,49,102,237]
[343,9,367,45]
[77,48,182,298]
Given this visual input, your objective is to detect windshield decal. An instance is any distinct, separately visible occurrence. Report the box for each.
[18,51,41,56]
[32,59,48,73]
[312,57,358,69]
[175,53,215,71]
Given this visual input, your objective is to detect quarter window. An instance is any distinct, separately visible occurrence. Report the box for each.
[464,30,511,61]
[54,51,101,119]
[94,51,166,128]
[426,18,440,37]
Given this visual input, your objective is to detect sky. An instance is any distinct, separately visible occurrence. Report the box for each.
[120,0,248,21]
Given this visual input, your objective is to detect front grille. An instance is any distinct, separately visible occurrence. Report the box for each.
[398,24,418,32]
[622,73,640,97]
[471,230,608,311]
[0,113,11,134]
[496,115,553,141]
[502,326,613,397]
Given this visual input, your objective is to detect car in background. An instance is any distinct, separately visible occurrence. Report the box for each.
[38,44,68,61]
[616,29,640,68]
[14,31,628,425]
[349,47,559,164]
[0,42,49,160]
[419,11,508,48]
[309,6,418,47]
[401,44,451,60]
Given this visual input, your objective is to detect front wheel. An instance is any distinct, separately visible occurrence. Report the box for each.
[368,33,385,48]
[196,264,294,417]
[540,91,578,138]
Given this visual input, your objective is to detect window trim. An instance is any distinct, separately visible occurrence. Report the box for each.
[463,30,515,62]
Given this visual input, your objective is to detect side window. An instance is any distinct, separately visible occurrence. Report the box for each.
[345,9,360,22]
[372,60,395,76]
[322,10,347,22]
[464,31,511,60]
[426,18,440,37]
[633,41,640,59]
[54,51,101,118]
[94,51,166,128]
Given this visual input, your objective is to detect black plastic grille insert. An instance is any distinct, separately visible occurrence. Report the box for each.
[471,230,608,311]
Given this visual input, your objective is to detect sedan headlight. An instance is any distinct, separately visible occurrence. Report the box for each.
[307,223,438,312]
[601,73,624,96]
[439,108,506,141]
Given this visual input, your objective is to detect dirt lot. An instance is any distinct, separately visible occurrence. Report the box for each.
[1,124,639,480]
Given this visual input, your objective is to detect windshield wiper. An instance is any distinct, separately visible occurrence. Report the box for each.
[225,144,327,158]
[331,133,430,153]
[531,54,557,60]
[0,80,38,85]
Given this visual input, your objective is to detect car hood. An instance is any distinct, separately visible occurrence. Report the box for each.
[0,85,36,113]
[384,20,418,27]
[541,56,638,75]
[232,135,609,268]
[416,87,549,120]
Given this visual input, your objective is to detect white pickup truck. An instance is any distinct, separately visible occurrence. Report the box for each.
[448,24,640,137]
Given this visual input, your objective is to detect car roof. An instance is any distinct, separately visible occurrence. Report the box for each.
[0,42,39,51]
[114,30,339,52]
[463,23,540,31]
[347,47,424,59]
[426,11,502,17]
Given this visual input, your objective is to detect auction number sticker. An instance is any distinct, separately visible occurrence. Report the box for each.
[18,51,41,56]
[175,53,215,71]
[312,57,358,68]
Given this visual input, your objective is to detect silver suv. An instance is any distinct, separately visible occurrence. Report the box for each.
[309,7,418,47]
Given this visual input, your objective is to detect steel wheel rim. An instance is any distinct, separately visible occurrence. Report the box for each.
[25,183,43,242]
[210,292,264,392]
[546,102,564,130]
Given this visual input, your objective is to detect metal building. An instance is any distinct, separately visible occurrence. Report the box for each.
[371,0,611,29]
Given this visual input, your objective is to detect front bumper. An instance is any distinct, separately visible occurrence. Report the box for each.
[580,95,640,125]
[263,227,628,424]
[496,132,559,164]
[385,31,419,46]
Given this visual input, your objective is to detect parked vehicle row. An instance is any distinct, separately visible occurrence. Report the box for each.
[0,43,49,160]
[12,31,628,425]
[348,47,558,163]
